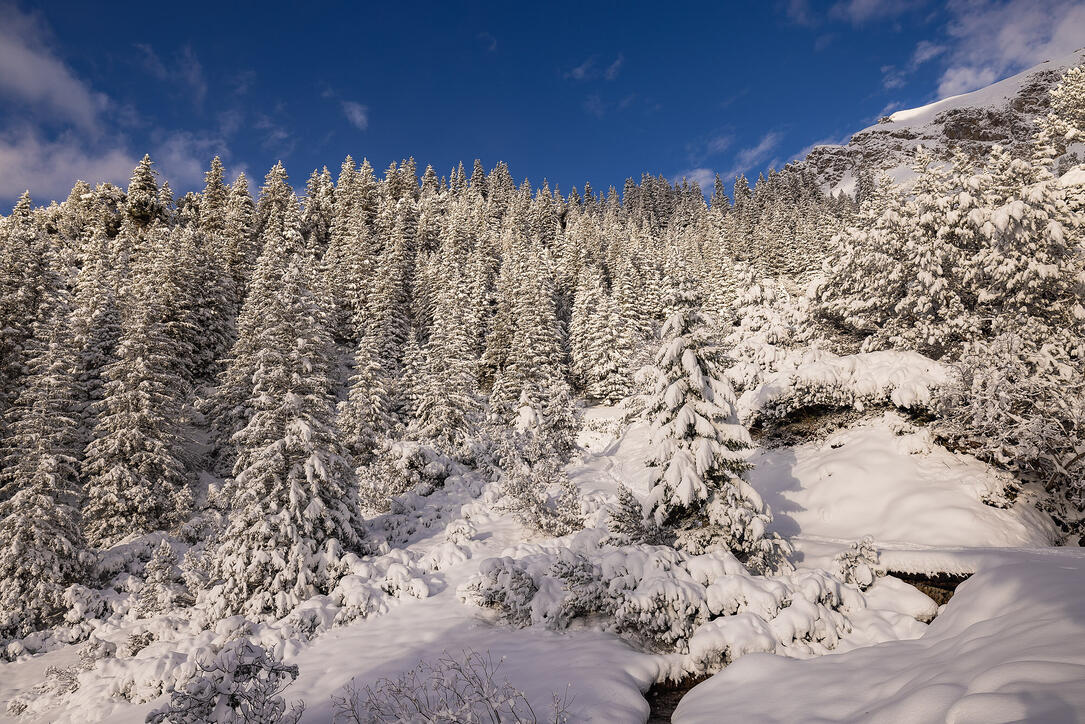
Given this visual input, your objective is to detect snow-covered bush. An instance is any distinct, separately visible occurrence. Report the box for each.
[935,333,1085,506]
[459,557,539,626]
[604,485,666,546]
[137,541,190,616]
[497,431,584,538]
[331,649,570,724]
[146,639,303,724]
[358,438,458,513]
[833,537,881,590]
[460,540,863,672]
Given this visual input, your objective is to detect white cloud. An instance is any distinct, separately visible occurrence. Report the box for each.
[566,57,595,81]
[341,101,369,130]
[673,167,716,192]
[135,43,207,107]
[605,53,624,80]
[830,0,918,25]
[721,132,784,180]
[0,127,134,202]
[912,40,945,65]
[937,0,1085,96]
[0,4,107,130]
[583,93,605,118]
[707,134,734,155]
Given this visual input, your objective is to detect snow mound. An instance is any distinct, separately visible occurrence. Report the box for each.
[737,350,951,425]
[750,413,1056,549]
[674,547,1085,723]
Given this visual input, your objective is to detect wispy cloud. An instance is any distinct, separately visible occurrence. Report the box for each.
[880,39,946,90]
[721,131,784,180]
[784,0,919,26]
[605,53,624,80]
[477,31,497,52]
[566,53,624,81]
[0,4,107,131]
[254,113,294,155]
[566,57,595,81]
[707,134,734,155]
[829,0,920,25]
[134,43,207,107]
[936,0,1085,96]
[583,93,605,118]
[340,101,369,130]
[673,167,716,193]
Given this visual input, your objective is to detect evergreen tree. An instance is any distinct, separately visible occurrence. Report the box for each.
[0,280,87,639]
[413,269,482,455]
[82,264,191,547]
[208,255,365,619]
[338,332,396,467]
[137,540,187,615]
[642,278,788,570]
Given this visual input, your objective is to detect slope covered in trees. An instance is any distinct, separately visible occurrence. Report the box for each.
[0,57,1081,724]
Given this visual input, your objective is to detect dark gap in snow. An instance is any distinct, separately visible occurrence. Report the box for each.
[645,675,711,723]
[888,571,973,607]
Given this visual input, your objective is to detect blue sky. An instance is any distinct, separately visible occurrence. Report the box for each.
[1,0,1083,208]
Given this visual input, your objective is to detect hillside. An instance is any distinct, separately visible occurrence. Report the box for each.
[803,48,1085,193]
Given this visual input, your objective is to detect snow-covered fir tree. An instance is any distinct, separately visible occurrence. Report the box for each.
[207,252,366,619]
[642,275,789,570]
[0,278,87,639]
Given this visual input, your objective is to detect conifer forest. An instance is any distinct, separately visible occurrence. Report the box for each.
[1,22,1085,724]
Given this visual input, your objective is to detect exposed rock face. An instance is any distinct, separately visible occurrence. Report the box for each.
[799,51,1085,194]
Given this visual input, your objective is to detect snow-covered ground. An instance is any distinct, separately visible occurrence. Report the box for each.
[0,404,1078,723]
[674,546,1085,724]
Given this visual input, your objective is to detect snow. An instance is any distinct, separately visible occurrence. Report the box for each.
[0,404,1073,723]
[868,48,1085,134]
[749,412,1056,550]
[1060,163,1085,187]
[736,350,952,424]
[674,547,1085,724]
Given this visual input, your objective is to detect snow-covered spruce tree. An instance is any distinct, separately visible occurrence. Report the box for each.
[1040,62,1085,157]
[81,257,192,548]
[866,148,973,357]
[69,222,122,432]
[205,163,300,476]
[207,254,365,620]
[222,172,258,310]
[642,276,789,571]
[814,174,908,340]
[0,192,48,435]
[490,248,577,461]
[966,137,1084,351]
[137,540,188,616]
[568,266,604,391]
[0,282,87,639]
[412,268,483,457]
[338,332,397,468]
[588,290,633,404]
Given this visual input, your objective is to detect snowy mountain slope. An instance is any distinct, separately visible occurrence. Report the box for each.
[1,405,1059,723]
[802,47,1085,193]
